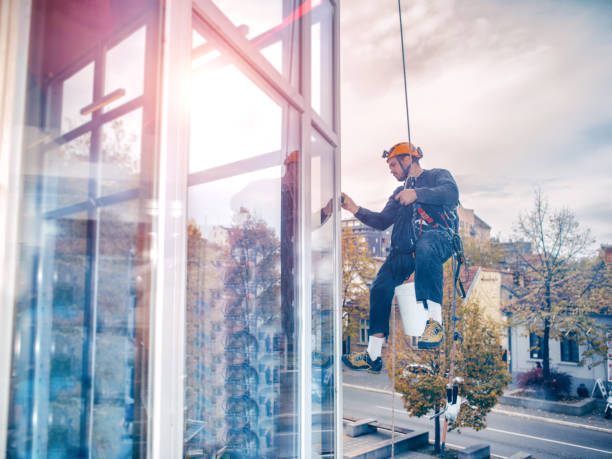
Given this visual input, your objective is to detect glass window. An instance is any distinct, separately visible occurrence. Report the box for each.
[59,63,95,134]
[359,319,369,345]
[311,0,334,125]
[529,332,543,359]
[6,2,160,457]
[101,108,143,194]
[185,16,301,458]
[560,333,579,363]
[190,31,282,172]
[311,129,336,456]
[210,0,301,86]
[104,27,146,113]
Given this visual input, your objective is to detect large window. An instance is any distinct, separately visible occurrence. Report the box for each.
[6,1,161,457]
[184,14,302,458]
[3,0,339,457]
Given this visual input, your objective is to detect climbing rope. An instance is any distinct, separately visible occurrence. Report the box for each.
[441,255,460,457]
[391,294,396,457]
[390,1,405,457]
[397,0,411,146]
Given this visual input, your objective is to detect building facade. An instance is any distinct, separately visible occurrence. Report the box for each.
[0,1,341,457]
[342,217,392,258]
[457,205,491,242]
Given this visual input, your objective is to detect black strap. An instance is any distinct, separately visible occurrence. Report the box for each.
[452,233,466,299]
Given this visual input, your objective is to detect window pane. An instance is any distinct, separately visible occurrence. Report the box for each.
[210,0,301,86]
[311,130,336,456]
[103,27,146,113]
[311,0,334,125]
[186,18,301,457]
[60,63,94,134]
[101,108,143,194]
[186,166,300,458]
[35,132,92,210]
[7,1,160,457]
[190,37,282,172]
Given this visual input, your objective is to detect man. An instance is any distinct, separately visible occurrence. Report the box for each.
[341,142,459,373]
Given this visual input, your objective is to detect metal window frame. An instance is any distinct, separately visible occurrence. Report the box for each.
[148,0,191,458]
[0,1,32,457]
[154,1,341,458]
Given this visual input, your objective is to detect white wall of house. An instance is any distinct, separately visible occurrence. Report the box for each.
[510,324,609,394]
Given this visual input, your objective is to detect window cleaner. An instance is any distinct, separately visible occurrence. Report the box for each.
[340,0,468,457]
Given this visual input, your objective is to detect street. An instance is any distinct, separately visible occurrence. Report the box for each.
[343,380,612,458]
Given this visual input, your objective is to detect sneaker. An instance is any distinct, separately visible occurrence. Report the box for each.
[341,351,382,374]
[417,319,444,349]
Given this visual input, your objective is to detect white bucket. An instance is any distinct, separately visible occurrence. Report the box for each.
[395,282,428,336]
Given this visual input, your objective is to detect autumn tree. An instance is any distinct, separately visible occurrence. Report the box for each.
[341,227,377,343]
[389,262,510,452]
[505,189,607,380]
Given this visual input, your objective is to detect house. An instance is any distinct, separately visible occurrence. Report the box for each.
[501,245,612,390]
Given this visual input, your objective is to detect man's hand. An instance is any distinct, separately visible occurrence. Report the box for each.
[322,198,333,216]
[395,189,417,206]
[341,192,359,214]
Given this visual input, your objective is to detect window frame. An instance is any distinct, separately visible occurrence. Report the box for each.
[560,333,580,363]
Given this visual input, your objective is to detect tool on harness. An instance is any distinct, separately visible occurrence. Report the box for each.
[413,204,467,300]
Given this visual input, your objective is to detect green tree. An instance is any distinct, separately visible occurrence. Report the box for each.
[341,227,377,342]
[389,262,510,452]
[505,189,607,380]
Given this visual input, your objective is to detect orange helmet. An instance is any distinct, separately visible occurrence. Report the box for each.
[382,142,423,161]
[284,150,299,165]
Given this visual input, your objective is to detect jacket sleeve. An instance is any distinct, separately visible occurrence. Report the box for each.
[414,169,459,206]
[354,189,401,230]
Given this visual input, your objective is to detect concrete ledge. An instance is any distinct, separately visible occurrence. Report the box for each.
[499,390,597,416]
[345,418,377,437]
[343,430,429,459]
[509,452,532,459]
[457,443,490,459]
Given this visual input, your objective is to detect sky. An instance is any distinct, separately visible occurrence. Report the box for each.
[339,0,612,250]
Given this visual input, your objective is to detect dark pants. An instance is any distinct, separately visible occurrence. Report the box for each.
[369,229,453,337]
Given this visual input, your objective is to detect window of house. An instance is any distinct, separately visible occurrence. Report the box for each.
[560,333,580,363]
[359,319,369,344]
[529,333,543,359]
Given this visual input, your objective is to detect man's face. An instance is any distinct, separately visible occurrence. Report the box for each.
[387,156,408,181]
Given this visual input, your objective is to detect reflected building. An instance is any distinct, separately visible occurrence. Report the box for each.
[0,1,341,458]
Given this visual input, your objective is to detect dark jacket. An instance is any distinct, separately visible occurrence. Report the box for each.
[354,168,459,254]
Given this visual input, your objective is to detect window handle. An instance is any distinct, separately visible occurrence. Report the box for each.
[80,88,126,115]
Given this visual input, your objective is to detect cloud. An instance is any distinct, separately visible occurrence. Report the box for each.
[340,0,612,245]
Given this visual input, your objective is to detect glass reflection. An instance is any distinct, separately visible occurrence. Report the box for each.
[186,18,301,458]
[311,131,335,456]
[101,108,143,194]
[7,1,158,457]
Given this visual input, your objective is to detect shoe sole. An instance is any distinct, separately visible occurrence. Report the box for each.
[342,356,382,373]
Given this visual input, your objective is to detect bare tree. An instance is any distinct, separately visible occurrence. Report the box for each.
[506,189,606,379]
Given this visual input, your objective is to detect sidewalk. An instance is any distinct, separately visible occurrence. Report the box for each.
[341,367,612,432]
